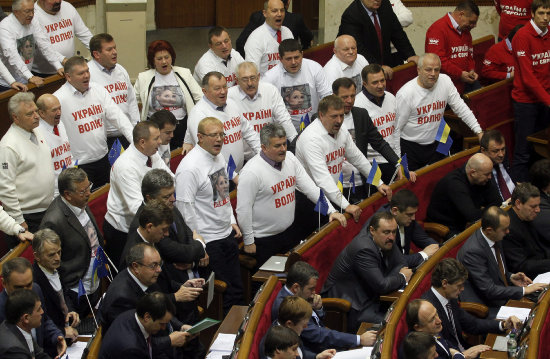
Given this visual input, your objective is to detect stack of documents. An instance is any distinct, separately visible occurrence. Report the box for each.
[206,333,236,359]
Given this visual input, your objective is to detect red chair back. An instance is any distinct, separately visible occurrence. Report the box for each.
[88,185,110,236]
[386,62,417,95]
[303,42,334,67]
[473,35,495,77]
[249,281,283,359]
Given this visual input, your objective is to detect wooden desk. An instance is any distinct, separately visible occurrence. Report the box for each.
[380,291,402,302]
[252,270,286,283]
[527,128,549,159]
[480,299,535,358]
[208,305,248,350]
[357,322,375,335]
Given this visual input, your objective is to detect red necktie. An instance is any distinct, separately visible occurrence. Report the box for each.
[495,165,511,200]
[276,30,282,43]
[372,12,383,62]
[146,336,152,359]
[146,157,152,168]
[53,125,59,136]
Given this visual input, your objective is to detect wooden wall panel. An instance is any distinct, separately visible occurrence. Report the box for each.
[292,0,319,30]
[216,0,264,28]
[155,0,216,28]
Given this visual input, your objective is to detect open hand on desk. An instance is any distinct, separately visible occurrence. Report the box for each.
[316,349,336,359]
[524,282,547,295]
[461,344,491,359]
[503,315,522,331]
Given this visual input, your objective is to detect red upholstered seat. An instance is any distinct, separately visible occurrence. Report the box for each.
[386,63,418,95]
[88,189,109,236]
[249,281,283,359]
[539,303,550,359]
[303,42,334,67]
[473,35,495,77]
[170,153,183,173]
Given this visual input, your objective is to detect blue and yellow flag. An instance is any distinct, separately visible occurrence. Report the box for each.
[337,171,344,193]
[399,154,411,180]
[366,159,382,187]
[349,171,356,194]
[227,154,237,180]
[314,189,329,216]
[77,279,86,304]
[435,119,453,155]
[299,113,310,132]
[108,139,125,166]
[92,246,109,286]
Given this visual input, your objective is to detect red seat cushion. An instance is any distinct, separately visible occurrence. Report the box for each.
[386,65,418,95]
[249,281,283,359]
[89,191,109,236]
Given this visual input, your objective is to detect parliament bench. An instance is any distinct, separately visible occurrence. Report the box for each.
[303,41,334,67]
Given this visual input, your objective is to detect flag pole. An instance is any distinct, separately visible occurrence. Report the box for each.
[103,251,119,274]
[84,293,99,329]
[389,166,400,184]
[318,209,321,233]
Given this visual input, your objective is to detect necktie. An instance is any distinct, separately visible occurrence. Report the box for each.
[30,133,38,145]
[276,30,282,43]
[146,156,152,168]
[146,336,152,359]
[53,125,60,136]
[445,303,465,352]
[495,165,511,200]
[372,12,383,63]
[494,244,509,286]
[216,106,224,111]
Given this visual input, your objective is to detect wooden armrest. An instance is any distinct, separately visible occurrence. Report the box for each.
[423,222,450,243]
[459,301,488,318]
[322,298,351,312]
[214,279,227,293]
[380,291,402,302]
[239,254,257,270]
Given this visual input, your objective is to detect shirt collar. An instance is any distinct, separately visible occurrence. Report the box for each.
[66,81,89,96]
[137,227,152,244]
[260,150,282,170]
[448,13,461,34]
[531,19,549,36]
[61,196,87,216]
[17,325,33,340]
[92,59,115,75]
[39,119,54,133]
[128,269,149,292]
[208,48,231,63]
[134,313,149,341]
[196,143,218,160]
[480,228,496,248]
[237,85,260,101]
[360,1,375,16]
[130,143,150,163]
[431,286,449,307]
[38,264,58,276]
[363,87,385,107]
[202,95,226,111]
[283,285,294,296]
[333,54,352,71]
[264,22,279,37]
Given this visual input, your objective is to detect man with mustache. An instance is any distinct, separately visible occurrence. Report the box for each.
[322,211,412,331]
[33,0,93,76]
[37,94,73,196]
[228,61,297,159]
[89,33,140,150]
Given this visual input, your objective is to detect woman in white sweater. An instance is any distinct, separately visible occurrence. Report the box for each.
[134,40,202,149]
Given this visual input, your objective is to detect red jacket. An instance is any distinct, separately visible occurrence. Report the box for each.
[426,14,474,94]
[494,0,532,40]
[511,21,550,105]
[481,40,515,81]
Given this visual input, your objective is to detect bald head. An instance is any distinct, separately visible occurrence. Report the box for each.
[466,153,493,185]
[36,94,62,127]
[334,35,358,66]
[263,0,285,30]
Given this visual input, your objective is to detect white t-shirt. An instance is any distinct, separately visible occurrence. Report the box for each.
[193,48,244,87]
[0,14,64,85]
[341,112,363,188]
[38,119,73,196]
[396,74,481,153]
[105,144,173,232]
[184,97,261,172]
[263,58,332,131]
[227,82,298,159]
[89,60,140,136]
[158,144,171,166]
[32,1,93,74]
[323,54,369,94]
[148,71,186,120]
[237,152,336,244]
[354,90,399,164]
[244,23,293,75]
[296,119,376,209]
[175,145,235,243]
[53,81,134,164]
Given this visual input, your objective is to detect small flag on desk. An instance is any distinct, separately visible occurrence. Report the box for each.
[366,159,382,187]
[435,119,453,155]
[227,154,236,180]
[92,246,109,286]
[349,171,356,194]
[337,172,344,193]
[314,189,329,216]
[108,139,125,166]
[399,154,411,180]
[299,113,310,132]
[77,279,86,304]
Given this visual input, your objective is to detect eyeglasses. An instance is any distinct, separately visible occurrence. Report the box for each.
[239,76,258,83]
[73,182,93,196]
[136,260,163,270]
[199,132,226,139]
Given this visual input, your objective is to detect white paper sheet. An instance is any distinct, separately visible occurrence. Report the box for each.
[209,333,237,352]
[207,271,215,308]
[64,340,89,358]
[333,346,373,358]
[492,336,508,352]
[532,271,550,284]
[496,306,531,322]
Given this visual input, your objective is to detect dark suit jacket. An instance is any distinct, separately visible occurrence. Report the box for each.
[372,204,437,268]
[236,10,313,57]
[0,321,51,359]
[0,284,63,357]
[533,192,550,251]
[40,196,104,290]
[426,165,502,234]
[421,288,501,350]
[337,0,415,66]
[270,286,357,353]
[98,309,156,359]
[32,262,68,331]
[322,223,407,322]
[397,331,461,359]
[258,321,315,359]
[502,208,550,279]
[457,228,523,308]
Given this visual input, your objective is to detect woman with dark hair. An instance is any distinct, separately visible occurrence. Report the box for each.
[134,40,202,149]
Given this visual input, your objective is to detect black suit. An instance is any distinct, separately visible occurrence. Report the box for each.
[457,228,523,309]
[398,331,461,359]
[236,11,313,57]
[421,288,501,350]
[99,309,161,359]
[322,223,407,329]
[338,0,415,67]
[502,208,550,279]
[0,322,51,359]
[371,204,437,268]
[32,262,68,332]
[258,321,315,359]
[533,192,550,252]
[426,165,502,236]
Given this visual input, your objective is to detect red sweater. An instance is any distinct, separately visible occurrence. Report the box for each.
[494,0,532,40]
[481,40,515,81]
[511,21,550,105]
[426,14,474,94]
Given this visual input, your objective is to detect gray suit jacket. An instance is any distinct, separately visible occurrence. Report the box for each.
[322,223,406,315]
[40,196,104,289]
[457,228,523,308]
[0,321,51,359]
